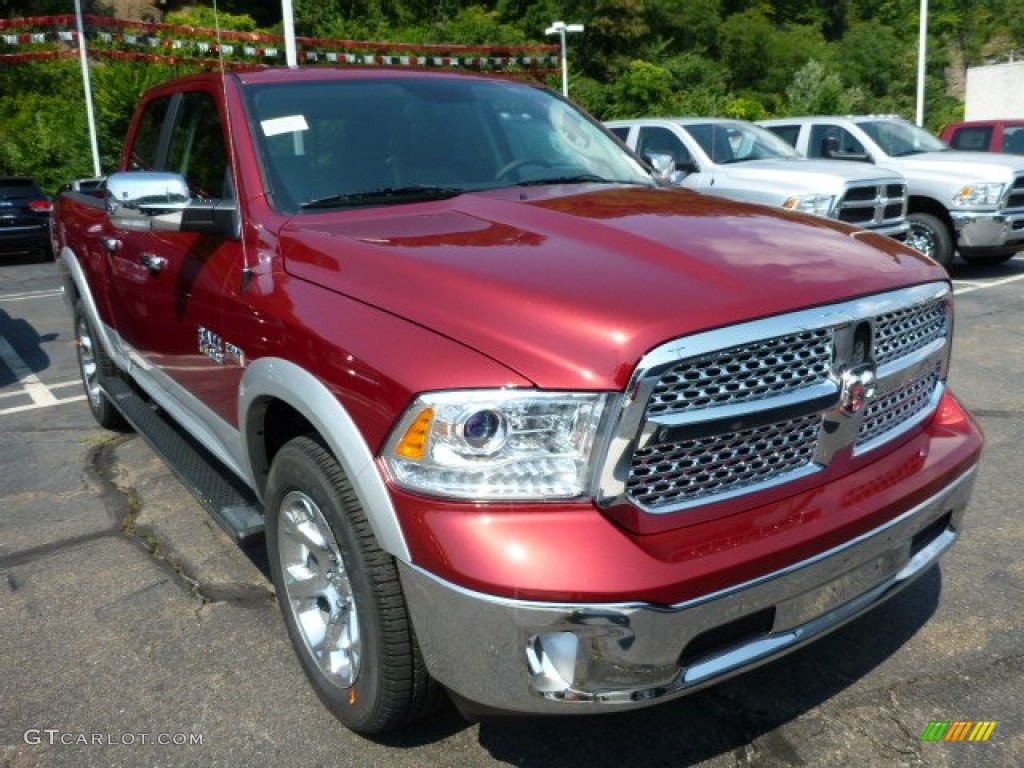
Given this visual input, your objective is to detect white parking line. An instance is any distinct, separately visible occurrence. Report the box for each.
[0,379,81,401]
[0,336,58,407]
[0,337,86,416]
[0,287,83,415]
[0,288,63,303]
[953,272,1024,295]
[0,394,86,416]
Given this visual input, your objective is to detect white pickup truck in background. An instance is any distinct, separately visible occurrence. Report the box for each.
[759,114,1024,267]
[606,117,910,240]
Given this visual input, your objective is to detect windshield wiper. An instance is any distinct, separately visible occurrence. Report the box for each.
[513,174,623,187]
[889,148,928,157]
[301,185,463,209]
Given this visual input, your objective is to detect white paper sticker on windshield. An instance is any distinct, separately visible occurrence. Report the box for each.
[261,115,309,137]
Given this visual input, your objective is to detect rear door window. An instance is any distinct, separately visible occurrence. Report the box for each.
[764,124,800,148]
[948,126,992,152]
[1000,127,1024,154]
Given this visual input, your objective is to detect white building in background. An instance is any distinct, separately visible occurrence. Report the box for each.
[965,60,1024,119]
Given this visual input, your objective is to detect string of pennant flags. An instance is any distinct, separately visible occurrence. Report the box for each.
[0,14,560,73]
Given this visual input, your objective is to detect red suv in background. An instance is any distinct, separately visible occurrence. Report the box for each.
[0,176,53,261]
[940,119,1024,154]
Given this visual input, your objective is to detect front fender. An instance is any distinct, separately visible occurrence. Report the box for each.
[239,357,410,563]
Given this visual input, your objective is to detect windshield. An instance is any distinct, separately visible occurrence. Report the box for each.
[683,121,802,163]
[859,119,949,157]
[246,76,653,211]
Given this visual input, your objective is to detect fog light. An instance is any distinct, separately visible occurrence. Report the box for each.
[526,632,578,693]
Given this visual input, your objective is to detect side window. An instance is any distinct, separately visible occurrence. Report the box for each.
[1000,127,1024,154]
[636,126,693,168]
[764,124,800,148]
[608,126,630,143]
[949,126,992,151]
[808,124,865,159]
[129,95,172,171]
[165,91,231,199]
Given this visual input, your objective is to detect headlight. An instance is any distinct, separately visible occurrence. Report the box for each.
[783,193,836,218]
[383,390,609,500]
[952,182,1005,207]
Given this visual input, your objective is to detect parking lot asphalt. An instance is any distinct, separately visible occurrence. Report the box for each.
[1,254,1022,767]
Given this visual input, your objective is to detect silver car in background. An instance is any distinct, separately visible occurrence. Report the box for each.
[607,117,909,240]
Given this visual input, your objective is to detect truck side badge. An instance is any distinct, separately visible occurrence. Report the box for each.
[198,325,224,364]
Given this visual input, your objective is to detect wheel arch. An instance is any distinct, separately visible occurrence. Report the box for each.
[239,357,411,563]
[907,196,954,233]
[57,245,126,371]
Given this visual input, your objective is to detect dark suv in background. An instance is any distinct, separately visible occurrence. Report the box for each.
[0,177,53,261]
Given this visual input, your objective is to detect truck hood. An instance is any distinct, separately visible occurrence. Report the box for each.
[279,185,945,390]
[883,149,1024,180]
[716,158,902,191]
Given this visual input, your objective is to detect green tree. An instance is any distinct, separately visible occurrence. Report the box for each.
[163,6,263,33]
[0,62,92,189]
[608,59,679,118]
[90,60,197,172]
[784,59,865,115]
[836,20,909,99]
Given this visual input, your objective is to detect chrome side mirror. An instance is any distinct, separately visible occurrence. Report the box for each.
[644,152,677,181]
[106,172,190,231]
[105,171,239,239]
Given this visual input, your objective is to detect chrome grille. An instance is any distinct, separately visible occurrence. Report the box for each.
[873,299,947,366]
[837,182,907,228]
[858,365,941,447]
[610,284,952,515]
[627,414,820,508]
[1007,175,1024,209]
[647,330,832,417]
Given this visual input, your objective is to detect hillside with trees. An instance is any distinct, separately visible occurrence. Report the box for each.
[2,0,1023,190]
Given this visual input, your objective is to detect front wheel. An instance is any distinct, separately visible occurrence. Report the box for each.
[905,212,955,268]
[265,436,443,734]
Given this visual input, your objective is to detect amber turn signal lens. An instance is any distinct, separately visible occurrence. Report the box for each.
[394,408,434,460]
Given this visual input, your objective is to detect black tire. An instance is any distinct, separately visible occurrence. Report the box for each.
[906,212,955,268]
[73,300,129,431]
[958,247,1019,266]
[265,436,443,735]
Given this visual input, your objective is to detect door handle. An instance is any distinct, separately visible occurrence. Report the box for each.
[102,237,121,253]
[139,253,167,274]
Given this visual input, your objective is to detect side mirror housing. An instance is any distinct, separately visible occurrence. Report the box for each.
[644,152,676,180]
[645,152,700,183]
[106,171,240,239]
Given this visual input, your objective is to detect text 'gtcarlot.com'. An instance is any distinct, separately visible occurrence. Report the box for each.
[24,729,204,746]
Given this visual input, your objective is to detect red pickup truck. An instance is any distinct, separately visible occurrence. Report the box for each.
[940,119,1024,154]
[53,67,983,734]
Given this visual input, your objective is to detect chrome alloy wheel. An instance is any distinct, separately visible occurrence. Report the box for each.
[277,490,361,688]
[905,222,936,259]
[76,315,103,410]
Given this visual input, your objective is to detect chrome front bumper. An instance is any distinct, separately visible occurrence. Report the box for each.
[951,209,1024,248]
[400,466,977,715]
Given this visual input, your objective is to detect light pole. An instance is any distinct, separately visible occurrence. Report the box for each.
[282,0,298,67]
[915,0,928,126]
[544,21,584,98]
[74,0,101,177]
